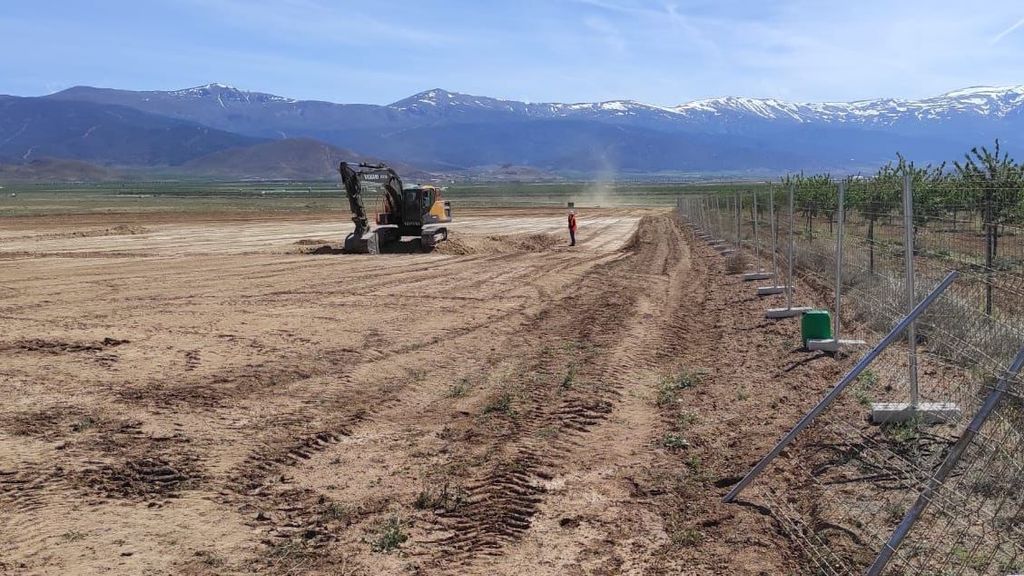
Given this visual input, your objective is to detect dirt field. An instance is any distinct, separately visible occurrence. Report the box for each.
[0,207,842,575]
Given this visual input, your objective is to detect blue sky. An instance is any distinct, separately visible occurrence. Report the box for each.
[2,0,1024,106]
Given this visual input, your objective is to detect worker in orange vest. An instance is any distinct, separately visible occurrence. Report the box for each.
[568,210,577,246]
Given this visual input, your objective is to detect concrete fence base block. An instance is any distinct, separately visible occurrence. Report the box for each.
[870,402,962,424]
[742,272,773,281]
[765,306,812,319]
[806,338,868,353]
[757,285,789,296]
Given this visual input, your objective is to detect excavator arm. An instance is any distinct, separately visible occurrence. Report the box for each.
[339,161,404,236]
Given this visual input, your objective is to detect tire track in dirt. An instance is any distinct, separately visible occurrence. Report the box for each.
[628,221,841,574]
[179,235,639,573]
[0,213,661,575]
[400,216,687,571]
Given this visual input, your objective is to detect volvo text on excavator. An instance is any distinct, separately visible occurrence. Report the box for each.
[339,162,452,254]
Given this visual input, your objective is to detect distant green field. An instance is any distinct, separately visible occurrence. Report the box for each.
[0,180,773,217]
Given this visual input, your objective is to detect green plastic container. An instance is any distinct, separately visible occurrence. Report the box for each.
[801,310,833,346]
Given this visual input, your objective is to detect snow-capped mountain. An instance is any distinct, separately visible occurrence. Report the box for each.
[167,83,298,105]
[670,86,1024,126]
[31,83,1024,173]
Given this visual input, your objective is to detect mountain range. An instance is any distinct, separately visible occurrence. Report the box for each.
[2,83,1023,180]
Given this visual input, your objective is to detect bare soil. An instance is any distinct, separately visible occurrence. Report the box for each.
[0,207,841,575]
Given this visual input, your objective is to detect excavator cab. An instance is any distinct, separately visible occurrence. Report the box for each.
[340,162,452,254]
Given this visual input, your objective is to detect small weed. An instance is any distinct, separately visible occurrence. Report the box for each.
[321,502,351,522]
[685,455,703,476]
[886,503,907,523]
[672,527,704,546]
[266,539,315,561]
[537,426,559,439]
[675,411,698,430]
[407,367,428,382]
[446,377,472,398]
[736,387,749,401]
[858,369,879,387]
[562,340,582,352]
[71,416,96,433]
[194,550,226,568]
[413,491,431,509]
[883,417,922,446]
[853,386,873,408]
[662,433,690,450]
[413,483,466,512]
[560,363,577,391]
[60,530,85,542]
[854,370,877,407]
[998,559,1024,574]
[482,390,516,416]
[656,369,702,408]
[950,545,990,572]
[371,516,408,553]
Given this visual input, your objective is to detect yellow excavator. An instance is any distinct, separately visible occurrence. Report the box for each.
[339,162,452,254]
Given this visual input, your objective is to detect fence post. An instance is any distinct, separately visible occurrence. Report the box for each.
[836,181,844,339]
[788,184,794,309]
[770,186,778,279]
[752,191,760,263]
[725,271,959,503]
[903,173,919,408]
[984,184,994,316]
[735,192,742,251]
[715,195,723,241]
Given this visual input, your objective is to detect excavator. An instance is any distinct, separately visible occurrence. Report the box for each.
[339,161,452,254]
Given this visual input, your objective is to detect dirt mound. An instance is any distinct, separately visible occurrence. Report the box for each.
[435,231,560,255]
[293,238,332,246]
[308,244,343,254]
[28,225,149,241]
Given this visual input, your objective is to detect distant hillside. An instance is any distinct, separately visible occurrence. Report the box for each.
[0,158,123,182]
[183,138,381,180]
[0,96,263,167]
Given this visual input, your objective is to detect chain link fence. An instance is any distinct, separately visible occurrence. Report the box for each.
[678,174,1024,575]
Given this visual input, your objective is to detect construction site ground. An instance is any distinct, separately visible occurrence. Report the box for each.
[0,206,846,575]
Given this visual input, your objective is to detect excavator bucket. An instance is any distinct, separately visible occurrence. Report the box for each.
[343,230,379,254]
